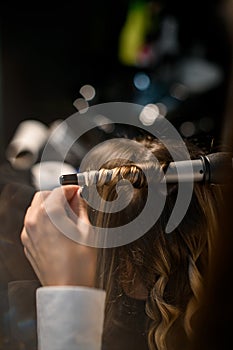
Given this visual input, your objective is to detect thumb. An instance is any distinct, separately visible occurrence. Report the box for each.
[61,184,84,218]
[61,185,80,202]
[69,187,90,224]
[56,185,90,224]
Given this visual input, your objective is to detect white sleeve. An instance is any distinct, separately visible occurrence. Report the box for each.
[36,286,106,350]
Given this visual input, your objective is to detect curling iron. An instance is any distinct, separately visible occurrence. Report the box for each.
[59,152,233,186]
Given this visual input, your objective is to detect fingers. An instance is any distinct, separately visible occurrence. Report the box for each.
[20,185,97,286]
[44,185,89,225]
[23,190,51,243]
[21,186,84,249]
[25,185,83,223]
[43,186,79,215]
[21,190,52,256]
[28,190,51,208]
[21,185,90,256]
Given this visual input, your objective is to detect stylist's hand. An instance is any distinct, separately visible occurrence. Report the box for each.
[21,185,97,287]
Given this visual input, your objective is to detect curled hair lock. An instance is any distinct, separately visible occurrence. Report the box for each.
[96,162,164,189]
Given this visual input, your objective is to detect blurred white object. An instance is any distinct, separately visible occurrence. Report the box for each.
[31,161,77,190]
[6,120,49,170]
[176,57,223,93]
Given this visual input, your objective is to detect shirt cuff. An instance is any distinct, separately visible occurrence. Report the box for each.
[36,286,106,350]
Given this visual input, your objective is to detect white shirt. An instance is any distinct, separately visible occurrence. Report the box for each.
[36,286,106,350]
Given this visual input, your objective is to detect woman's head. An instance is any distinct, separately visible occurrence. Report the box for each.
[79,134,222,350]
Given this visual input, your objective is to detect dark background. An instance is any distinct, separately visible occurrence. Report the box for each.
[0,0,232,160]
[0,2,233,349]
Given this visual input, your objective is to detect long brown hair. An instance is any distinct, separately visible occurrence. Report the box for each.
[80,134,223,350]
